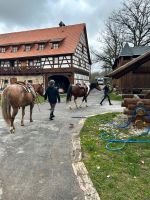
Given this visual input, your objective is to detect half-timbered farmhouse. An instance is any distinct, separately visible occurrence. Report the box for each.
[0,23,91,91]
[109,43,150,94]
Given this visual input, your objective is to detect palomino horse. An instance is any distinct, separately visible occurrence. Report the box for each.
[66,82,101,108]
[1,83,44,133]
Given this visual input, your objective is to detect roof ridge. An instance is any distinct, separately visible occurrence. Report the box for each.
[0,23,85,36]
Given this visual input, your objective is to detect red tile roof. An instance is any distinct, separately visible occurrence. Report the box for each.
[0,23,86,59]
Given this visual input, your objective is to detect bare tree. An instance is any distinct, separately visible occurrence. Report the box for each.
[111,0,150,46]
[92,0,150,70]
[92,20,124,70]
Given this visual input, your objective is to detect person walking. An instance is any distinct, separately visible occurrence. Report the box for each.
[44,80,60,120]
[100,83,112,105]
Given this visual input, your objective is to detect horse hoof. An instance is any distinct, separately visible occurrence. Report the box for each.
[30,120,33,122]
[69,123,74,128]
[21,124,24,126]
[10,127,15,134]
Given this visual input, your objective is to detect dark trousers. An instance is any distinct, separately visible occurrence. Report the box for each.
[100,94,112,105]
[49,103,56,119]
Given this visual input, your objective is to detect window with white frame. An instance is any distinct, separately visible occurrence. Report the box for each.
[38,44,45,50]
[0,47,6,53]
[51,43,59,49]
[25,45,31,51]
[12,46,18,52]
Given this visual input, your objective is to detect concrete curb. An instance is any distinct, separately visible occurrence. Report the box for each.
[71,118,101,200]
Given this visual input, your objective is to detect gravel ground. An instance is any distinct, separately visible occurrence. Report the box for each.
[0,90,123,200]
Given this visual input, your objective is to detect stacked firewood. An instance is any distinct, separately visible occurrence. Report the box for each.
[122,97,150,129]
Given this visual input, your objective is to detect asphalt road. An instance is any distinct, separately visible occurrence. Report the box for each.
[0,90,123,200]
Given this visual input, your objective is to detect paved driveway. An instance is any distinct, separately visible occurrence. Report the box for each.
[0,90,123,200]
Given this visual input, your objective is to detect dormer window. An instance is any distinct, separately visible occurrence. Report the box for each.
[25,45,31,51]
[12,46,18,52]
[0,47,6,53]
[52,42,59,49]
[50,38,63,49]
[38,44,45,50]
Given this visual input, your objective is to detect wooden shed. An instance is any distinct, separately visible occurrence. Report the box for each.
[108,44,150,94]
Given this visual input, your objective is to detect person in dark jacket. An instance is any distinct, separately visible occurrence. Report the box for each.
[100,83,112,105]
[44,80,60,120]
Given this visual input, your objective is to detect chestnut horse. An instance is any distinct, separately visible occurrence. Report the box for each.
[66,82,101,108]
[1,83,44,133]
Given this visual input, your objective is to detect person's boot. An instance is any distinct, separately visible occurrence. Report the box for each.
[108,99,112,105]
[109,100,113,105]
[49,111,54,120]
[51,113,55,117]
[51,111,55,117]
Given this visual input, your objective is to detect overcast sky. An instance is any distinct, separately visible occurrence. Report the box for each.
[0,0,123,71]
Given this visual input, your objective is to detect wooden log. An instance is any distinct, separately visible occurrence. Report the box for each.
[143,116,150,123]
[134,120,144,129]
[123,108,134,115]
[124,98,150,106]
[128,104,150,111]
[135,107,146,116]
[127,104,136,110]
[136,101,144,106]
[123,108,150,116]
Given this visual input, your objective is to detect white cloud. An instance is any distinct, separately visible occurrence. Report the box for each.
[0,0,123,71]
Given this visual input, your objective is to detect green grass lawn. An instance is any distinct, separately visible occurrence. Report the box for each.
[80,113,150,200]
[110,92,122,101]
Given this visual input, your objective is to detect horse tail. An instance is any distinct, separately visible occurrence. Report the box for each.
[66,85,72,103]
[1,91,11,125]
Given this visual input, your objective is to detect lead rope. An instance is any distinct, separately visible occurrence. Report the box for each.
[35,92,41,112]
[99,105,150,151]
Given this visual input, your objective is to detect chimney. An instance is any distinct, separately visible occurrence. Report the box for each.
[59,21,65,27]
